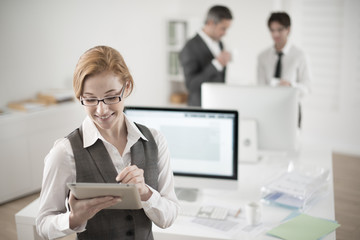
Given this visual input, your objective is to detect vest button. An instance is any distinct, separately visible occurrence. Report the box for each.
[126,215,133,221]
[126,230,134,236]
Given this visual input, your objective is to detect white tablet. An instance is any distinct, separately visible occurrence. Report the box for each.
[67,182,142,210]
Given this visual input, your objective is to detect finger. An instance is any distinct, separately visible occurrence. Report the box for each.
[69,192,76,201]
[85,197,119,215]
[116,165,138,182]
[123,168,142,182]
[86,196,115,207]
[68,192,81,205]
[84,199,120,218]
[92,197,122,212]
[68,192,77,211]
[126,176,144,186]
[126,176,148,194]
[121,169,143,184]
[117,165,140,183]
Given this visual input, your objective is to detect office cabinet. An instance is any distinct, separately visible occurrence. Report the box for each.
[0,102,85,204]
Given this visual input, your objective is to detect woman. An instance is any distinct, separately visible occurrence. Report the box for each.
[36,46,179,239]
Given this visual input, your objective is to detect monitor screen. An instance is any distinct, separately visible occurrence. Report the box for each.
[202,83,299,155]
[124,107,238,183]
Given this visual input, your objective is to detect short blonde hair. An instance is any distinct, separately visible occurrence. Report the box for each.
[73,45,134,100]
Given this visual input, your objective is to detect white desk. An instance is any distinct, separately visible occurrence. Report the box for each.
[15,198,43,240]
[153,143,336,240]
[16,143,336,240]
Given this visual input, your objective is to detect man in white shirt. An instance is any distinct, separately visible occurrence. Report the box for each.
[179,5,232,106]
[257,12,311,127]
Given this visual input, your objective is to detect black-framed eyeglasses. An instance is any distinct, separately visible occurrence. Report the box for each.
[80,86,126,106]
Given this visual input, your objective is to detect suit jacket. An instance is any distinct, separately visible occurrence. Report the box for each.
[179,34,226,106]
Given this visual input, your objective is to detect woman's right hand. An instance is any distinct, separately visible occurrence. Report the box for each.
[68,192,121,229]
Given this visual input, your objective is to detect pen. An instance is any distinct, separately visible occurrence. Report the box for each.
[234,208,242,218]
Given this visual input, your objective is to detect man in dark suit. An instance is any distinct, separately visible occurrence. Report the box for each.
[179,5,233,106]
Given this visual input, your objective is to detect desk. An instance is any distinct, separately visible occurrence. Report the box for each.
[15,143,336,240]
[153,143,336,240]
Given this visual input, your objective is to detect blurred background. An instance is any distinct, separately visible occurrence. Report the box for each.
[0,0,359,153]
[1,1,360,239]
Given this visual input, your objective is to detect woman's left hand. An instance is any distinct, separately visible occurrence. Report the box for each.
[115,165,153,201]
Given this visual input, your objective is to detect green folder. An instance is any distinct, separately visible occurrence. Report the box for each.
[267,213,340,240]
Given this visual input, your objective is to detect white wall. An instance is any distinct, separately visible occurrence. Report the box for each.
[0,0,273,107]
[0,0,174,107]
[0,0,359,153]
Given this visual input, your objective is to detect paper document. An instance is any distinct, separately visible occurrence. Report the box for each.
[267,172,318,197]
[263,192,304,209]
[267,213,340,240]
[192,218,239,231]
[262,170,329,210]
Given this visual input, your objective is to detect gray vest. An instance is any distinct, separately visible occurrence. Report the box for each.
[67,123,159,240]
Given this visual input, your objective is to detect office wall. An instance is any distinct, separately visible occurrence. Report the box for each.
[0,0,272,107]
[0,0,359,153]
[0,0,171,107]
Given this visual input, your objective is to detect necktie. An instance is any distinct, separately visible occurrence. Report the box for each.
[274,52,283,78]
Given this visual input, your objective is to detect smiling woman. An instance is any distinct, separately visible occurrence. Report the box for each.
[80,71,127,134]
[35,46,179,240]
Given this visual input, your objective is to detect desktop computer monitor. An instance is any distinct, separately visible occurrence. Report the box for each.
[124,106,238,201]
[202,83,299,156]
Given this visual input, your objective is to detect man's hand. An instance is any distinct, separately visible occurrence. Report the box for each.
[279,79,291,87]
[216,51,231,67]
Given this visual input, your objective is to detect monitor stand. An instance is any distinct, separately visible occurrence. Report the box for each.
[175,187,202,202]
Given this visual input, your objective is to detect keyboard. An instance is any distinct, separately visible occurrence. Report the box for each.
[180,205,229,220]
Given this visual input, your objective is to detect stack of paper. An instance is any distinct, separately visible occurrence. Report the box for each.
[267,213,340,240]
[261,169,329,210]
[37,89,74,104]
[7,99,47,111]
